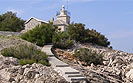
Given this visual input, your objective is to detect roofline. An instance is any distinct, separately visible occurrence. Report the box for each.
[25,17,48,24]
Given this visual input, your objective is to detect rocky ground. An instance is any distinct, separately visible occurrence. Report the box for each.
[0,55,68,83]
[1,35,133,83]
[0,35,37,51]
[54,43,133,83]
[0,35,68,83]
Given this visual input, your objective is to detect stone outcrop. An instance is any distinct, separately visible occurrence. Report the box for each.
[0,35,41,51]
[54,43,133,83]
[0,35,68,83]
[0,31,21,36]
[0,55,68,83]
[1,35,133,83]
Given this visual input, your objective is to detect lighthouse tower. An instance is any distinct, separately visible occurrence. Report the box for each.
[56,5,70,24]
[53,5,70,31]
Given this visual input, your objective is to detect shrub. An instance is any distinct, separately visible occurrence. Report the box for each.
[21,23,74,49]
[68,23,110,47]
[86,29,110,47]
[68,23,88,43]
[1,44,50,66]
[52,32,74,49]
[21,23,55,46]
[19,59,35,65]
[73,48,103,66]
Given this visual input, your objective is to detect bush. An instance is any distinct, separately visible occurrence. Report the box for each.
[52,32,74,49]
[21,23,55,46]
[1,44,50,66]
[19,59,35,65]
[21,23,74,49]
[68,23,88,43]
[86,29,110,47]
[68,23,110,47]
[73,48,103,66]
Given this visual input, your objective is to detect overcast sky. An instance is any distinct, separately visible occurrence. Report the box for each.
[0,0,133,53]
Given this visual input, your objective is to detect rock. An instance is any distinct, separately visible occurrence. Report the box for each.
[126,69,133,81]
[1,41,133,83]
[22,64,31,69]
[9,78,15,82]
[35,79,44,83]
[18,67,25,75]
[0,55,68,83]
[54,43,133,83]
[12,81,16,83]
[26,71,36,79]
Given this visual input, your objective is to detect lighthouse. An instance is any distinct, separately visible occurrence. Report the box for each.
[53,5,71,31]
[56,5,70,24]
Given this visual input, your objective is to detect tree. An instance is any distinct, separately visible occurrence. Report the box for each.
[0,11,25,32]
[86,29,110,47]
[68,23,88,43]
[68,22,110,47]
[21,23,55,46]
[52,31,74,49]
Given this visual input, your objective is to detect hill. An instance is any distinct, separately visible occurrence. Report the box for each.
[0,34,133,82]
[0,35,68,83]
[54,43,133,83]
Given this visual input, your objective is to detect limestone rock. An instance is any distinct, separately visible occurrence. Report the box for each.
[54,43,133,83]
[0,55,68,83]
[126,69,133,81]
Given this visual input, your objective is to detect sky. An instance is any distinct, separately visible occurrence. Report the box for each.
[0,0,133,53]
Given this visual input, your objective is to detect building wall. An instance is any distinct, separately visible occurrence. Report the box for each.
[57,16,70,24]
[25,18,42,31]
[58,25,68,32]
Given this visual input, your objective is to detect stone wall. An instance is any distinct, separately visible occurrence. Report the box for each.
[0,31,21,36]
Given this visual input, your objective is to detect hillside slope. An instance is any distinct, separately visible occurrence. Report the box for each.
[54,43,133,83]
[0,35,30,51]
[0,35,68,83]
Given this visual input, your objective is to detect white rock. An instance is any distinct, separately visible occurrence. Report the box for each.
[126,69,133,80]
[0,69,10,81]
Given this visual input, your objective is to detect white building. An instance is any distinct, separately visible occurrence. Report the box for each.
[22,5,70,33]
[53,5,70,31]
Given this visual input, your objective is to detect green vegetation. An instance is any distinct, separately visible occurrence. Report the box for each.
[68,23,110,47]
[21,23,55,46]
[0,11,110,47]
[68,23,88,42]
[52,32,74,49]
[1,44,50,66]
[86,29,110,47]
[0,11,25,32]
[73,48,103,66]
[21,22,110,48]
[21,23,74,48]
